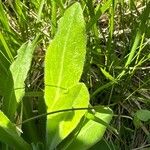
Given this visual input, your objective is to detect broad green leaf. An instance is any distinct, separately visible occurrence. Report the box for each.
[135,109,150,122]
[64,107,113,150]
[46,83,89,149]
[45,2,86,112]
[0,110,31,150]
[10,41,34,103]
[45,2,88,149]
[2,37,38,120]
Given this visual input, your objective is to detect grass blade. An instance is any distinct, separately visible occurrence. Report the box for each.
[0,1,10,31]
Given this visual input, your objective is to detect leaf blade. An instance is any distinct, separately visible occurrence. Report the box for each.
[2,37,38,120]
[45,2,86,111]
[65,107,113,150]
[46,83,89,149]
[44,3,88,149]
[0,111,31,150]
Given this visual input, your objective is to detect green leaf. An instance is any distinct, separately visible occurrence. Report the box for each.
[0,110,31,150]
[36,0,45,22]
[10,41,34,103]
[100,68,117,83]
[0,1,10,31]
[46,83,89,149]
[2,36,39,120]
[45,2,88,149]
[0,58,10,95]
[64,107,113,150]
[87,0,111,30]
[2,70,16,121]
[45,2,86,112]
[135,109,150,122]
[0,31,14,62]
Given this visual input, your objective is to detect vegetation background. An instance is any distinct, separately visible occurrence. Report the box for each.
[0,0,150,149]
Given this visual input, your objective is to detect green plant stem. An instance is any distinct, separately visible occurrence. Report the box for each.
[17,107,94,126]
